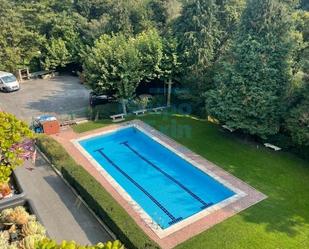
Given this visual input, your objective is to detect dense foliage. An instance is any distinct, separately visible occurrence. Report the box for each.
[0,112,34,183]
[83,29,164,113]
[0,0,308,145]
[0,206,46,249]
[206,0,293,137]
[35,239,124,249]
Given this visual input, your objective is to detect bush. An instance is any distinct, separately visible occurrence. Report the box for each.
[0,112,34,183]
[0,206,46,249]
[36,135,159,249]
[36,239,124,249]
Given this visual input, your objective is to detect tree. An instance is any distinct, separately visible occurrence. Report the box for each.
[286,96,309,146]
[173,0,245,115]
[174,0,245,85]
[300,0,309,11]
[286,59,309,146]
[206,0,294,138]
[175,0,220,87]
[160,37,181,106]
[285,10,309,146]
[147,0,181,33]
[0,112,34,183]
[0,0,43,72]
[83,29,163,114]
[42,39,71,70]
[38,11,82,69]
[136,29,163,81]
[73,0,113,20]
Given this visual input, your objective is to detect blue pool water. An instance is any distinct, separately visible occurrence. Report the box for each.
[79,127,235,229]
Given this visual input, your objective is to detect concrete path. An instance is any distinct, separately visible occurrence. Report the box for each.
[15,152,113,245]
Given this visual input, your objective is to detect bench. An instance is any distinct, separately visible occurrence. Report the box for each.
[133,109,147,116]
[110,114,125,122]
[222,125,235,132]
[152,106,166,113]
[60,120,77,127]
[264,143,281,151]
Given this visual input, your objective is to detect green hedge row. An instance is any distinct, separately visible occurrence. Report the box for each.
[36,135,159,249]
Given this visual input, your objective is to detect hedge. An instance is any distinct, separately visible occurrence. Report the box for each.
[36,135,159,249]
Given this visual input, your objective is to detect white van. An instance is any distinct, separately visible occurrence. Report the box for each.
[0,71,20,92]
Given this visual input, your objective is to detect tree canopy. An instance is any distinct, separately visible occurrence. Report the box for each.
[206,0,294,138]
[83,29,164,113]
[0,0,308,147]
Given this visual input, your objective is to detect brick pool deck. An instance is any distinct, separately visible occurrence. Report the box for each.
[52,120,267,249]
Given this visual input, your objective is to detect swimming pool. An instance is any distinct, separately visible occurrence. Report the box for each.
[78,125,236,230]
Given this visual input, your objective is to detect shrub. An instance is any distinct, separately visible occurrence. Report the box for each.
[35,239,124,249]
[36,135,159,249]
[0,206,46,249]
[0,112,34,183]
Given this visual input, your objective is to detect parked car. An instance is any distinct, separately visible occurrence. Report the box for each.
[0,71,20,92]
[89,91,117,107]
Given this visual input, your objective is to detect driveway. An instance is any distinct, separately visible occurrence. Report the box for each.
[0,75,90,123]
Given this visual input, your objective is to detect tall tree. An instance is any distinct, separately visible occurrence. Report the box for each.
[173,0,245,115]
[285,8,309,145]
[147,0,181,33]
[286,81,309,146]
[175,0,220,89]
[0,0,43,72]
[206,0,294,138]
[83,29,163,114]
[160,36,181,106]
[136,29,163,81]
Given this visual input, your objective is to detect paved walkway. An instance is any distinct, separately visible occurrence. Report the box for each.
[15,153,113,245]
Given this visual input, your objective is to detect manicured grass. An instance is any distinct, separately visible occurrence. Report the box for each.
[72,119,113,133]
[74,113,309,249]
[143,114,309,249]
[72,116,137,133]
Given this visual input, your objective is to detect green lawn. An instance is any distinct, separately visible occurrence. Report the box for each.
[73,114,309,249]
[72,116,136,133]
[73,119,113,133]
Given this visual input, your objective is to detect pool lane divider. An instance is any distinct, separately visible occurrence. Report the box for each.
[94,148,183,226]
[120,141,213,210]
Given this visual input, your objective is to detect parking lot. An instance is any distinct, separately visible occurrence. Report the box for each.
[0,75,90,123]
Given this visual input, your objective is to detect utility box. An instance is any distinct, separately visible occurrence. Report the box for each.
[32,115,60,135]
[42,120,60,135]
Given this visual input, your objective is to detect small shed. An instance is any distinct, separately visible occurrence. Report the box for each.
[32,115,60,135]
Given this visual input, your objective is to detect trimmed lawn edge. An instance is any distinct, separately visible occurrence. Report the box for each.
[36,134,160,249]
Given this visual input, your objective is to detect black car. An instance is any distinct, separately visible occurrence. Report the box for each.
[89,92,117,107]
